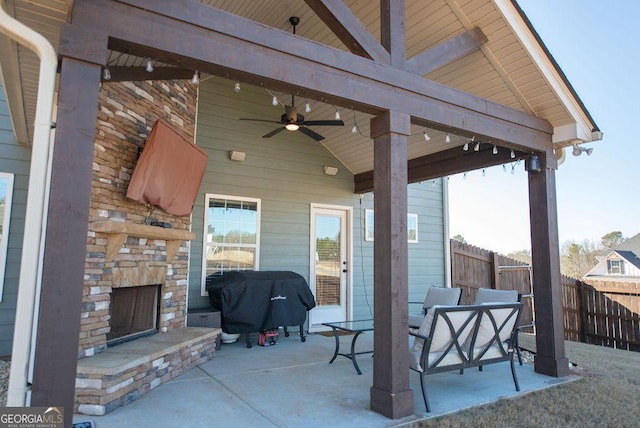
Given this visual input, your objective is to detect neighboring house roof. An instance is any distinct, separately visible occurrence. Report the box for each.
[584,233,640,278]
[0,0,600,174]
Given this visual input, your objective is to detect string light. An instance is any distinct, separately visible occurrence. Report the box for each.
[474,140,480,151]
[272,95,279,106]
[334,108,341,120]
[445,133,451,144]
[510,149,516,159]
[191,70,199,84]
[234,81,241,92]
[482,168,486,176]
[145,58,153,73]
[492,145,498,155]
[423,130,430,141]
[463,141,469,151]
[102,67,111,81]
[503,164,507,172]
[351,110,359,134]
[305,100,311,113]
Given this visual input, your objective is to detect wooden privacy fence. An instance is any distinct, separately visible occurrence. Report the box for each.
[451,239,640,351]
[563,277,640,351]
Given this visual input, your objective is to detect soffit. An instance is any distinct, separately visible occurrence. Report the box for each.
[2,0,594,175]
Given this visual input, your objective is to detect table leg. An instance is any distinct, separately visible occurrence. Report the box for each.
[350,331,365,375]
[328,327,340,364]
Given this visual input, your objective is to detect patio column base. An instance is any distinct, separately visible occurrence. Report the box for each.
[370,386,414,419]
[534,355,570,377]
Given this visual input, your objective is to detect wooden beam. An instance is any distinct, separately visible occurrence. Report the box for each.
[406,27,487,76]
[369,111,414,419]
[354,145,529,193]
[103,66,195,82]
[303,0,390,64]
[63,0,552,151]
[30,57,102,428]
[527,152,570,377]
[380,0,405,67]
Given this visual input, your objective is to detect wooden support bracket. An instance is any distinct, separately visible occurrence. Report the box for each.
[91,221,196,262]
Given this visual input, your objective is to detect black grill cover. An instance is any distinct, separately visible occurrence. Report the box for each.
[206,271,316,334]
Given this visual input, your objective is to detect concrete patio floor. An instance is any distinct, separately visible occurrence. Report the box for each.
[73,330,575,427]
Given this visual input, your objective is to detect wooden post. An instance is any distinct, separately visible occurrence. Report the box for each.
[527,152,570,377]
[29,57,101,426]
[369,111,414,419]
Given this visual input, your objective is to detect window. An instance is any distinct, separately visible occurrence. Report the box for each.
[202,194,260,294]
[0,173,14,302]
[365,209,418,243]
[607,259,624,275]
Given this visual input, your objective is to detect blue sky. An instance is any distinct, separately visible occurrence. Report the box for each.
[447,0,640,254]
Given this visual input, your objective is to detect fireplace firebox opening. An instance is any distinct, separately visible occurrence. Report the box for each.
[107,284,161,347]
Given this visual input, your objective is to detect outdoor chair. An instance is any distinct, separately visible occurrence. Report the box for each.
[409,287,462,328]
[472,288,523,365]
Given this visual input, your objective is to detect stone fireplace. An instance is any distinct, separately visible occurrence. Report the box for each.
[74,79,219,416]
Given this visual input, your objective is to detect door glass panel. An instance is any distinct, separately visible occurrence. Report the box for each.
[315,215,341,306]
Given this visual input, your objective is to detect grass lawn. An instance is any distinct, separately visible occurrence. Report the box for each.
[419,335,640,427]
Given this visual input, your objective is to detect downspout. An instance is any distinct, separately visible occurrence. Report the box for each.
[0,4,58,406]
[442,177,452,288]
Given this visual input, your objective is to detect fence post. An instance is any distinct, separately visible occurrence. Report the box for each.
[491,252,500,290]
[577,279,587,344]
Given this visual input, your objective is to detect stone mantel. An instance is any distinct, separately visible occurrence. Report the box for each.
[91,221,196,262]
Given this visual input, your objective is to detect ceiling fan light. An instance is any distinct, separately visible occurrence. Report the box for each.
[285,123,299,131]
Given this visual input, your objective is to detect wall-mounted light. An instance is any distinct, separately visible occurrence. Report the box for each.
[526,154,541,173]
[323,165,338,176]
[229,150,246,162]
[572,144,593,156]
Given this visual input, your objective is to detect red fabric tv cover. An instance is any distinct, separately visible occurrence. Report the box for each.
[126,119,208,216]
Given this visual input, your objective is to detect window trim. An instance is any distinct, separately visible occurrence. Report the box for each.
[0,172,14,302]
[607,258,624,275]
[201,193,261,296]
[364,209,419,243]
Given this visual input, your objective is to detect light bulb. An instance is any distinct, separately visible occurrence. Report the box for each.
[191,70,199,84]
[272,95,278,106]
[510,149,515,159]
[445,133,451,144]
[234,81,241,92]
[285,123,299,131]
[474,141,480,151]
[305,100,311,113]
[145,58,153,73]
[503,164,507,172]
[103,67,111,81]
[351,124,359,134]
[492,145,498,155]
[482,169,486,176]
[463,142,469,151]
[335,109,341,120]
[423,131,430,141]
[463,172,467,180]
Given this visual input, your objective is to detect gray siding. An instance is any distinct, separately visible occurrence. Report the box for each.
[188,78,445,321]
[0,81,30,356]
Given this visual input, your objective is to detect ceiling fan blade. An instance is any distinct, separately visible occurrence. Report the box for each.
[302,120,344,126]
[263,127,286,138]
[299,127,324,141]
[239,118,282,124]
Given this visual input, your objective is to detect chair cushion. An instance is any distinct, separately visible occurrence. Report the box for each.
[473,288,518,305]
[423,287,462,309]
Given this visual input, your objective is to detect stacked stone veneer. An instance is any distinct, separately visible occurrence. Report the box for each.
[75,79,218,415]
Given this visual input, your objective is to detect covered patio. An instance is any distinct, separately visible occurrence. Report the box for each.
[72,332,573,427]
[0,1,600,426]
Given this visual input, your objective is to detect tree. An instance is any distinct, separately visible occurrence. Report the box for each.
[507,249,532,265]
[601,231,625,249]
[452,234,466,244]
[560,239,599,277]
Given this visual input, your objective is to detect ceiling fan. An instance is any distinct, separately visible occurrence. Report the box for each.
[239,96,344,141]
[238,17,345,141]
